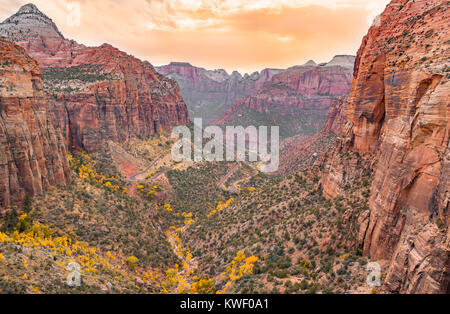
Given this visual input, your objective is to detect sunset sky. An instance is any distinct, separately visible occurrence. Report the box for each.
[0,0,391,73]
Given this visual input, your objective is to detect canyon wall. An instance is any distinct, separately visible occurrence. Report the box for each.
[217,57,354,117]
[0,38,71,208]
[156,62,283,123]
[214,57,354,139]
[321,0,449,293]
[321,96,347,135]
[1,4,189,152]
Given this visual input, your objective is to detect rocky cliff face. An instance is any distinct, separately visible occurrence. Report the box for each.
[214,57,354,139]
[156,62,282,123]
[0,3,63,40]
[321,96,347,135]
[0,38,71,208]
[321,0,449,293]
[1,4,189,152]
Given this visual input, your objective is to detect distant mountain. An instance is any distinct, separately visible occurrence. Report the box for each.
[213,56,355,139]
[322,55,356,68]
[0,4,189,152]
[0,3,64,40]
[156,62,283,123]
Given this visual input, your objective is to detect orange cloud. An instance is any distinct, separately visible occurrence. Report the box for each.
[134,5,374,72]
[0,0,390,73]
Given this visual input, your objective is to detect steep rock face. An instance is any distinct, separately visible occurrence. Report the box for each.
[382,210,449,293]
[320,121,373,199]
[0,38,71,208]
[156,62,282,123]
[219,60,354,117]
[1,4,189,152]
[321,0,449,293]
[320,96,347,135]
[214,58,354,139]
[39,44,190,152]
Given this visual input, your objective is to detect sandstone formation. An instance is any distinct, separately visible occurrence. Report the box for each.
[156,62,283,123]
[1,4,189,152]
[320,96,347,135]
[214,57,354,139]
[0,38,71,208]
[323,55,356,68]
[321,0,449,293]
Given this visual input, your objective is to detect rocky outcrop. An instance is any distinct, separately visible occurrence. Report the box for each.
[156,62,282,123]
[324,55,356,68]
[0,38,71,208]
[214,57,354,139]
[321,96,347,135]
[382,210,449,294]
[1,4,189,152]
[320,122,372,199]
[321,0,449,293]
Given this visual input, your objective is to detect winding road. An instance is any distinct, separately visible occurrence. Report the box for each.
[217,162,259,193]
[128,156,162,182]
[217,163,242,193]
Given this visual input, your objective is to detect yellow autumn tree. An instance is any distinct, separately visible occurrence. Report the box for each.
[217,251,258,294]
[191,279,217,294]
[126,256,139,271]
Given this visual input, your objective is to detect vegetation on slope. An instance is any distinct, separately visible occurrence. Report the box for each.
[181,153,374,294]
[222,107,329,139]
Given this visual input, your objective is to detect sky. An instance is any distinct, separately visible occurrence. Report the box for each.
[0,0,391,73]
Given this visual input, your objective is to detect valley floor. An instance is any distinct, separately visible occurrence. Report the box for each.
[1,134,378,294]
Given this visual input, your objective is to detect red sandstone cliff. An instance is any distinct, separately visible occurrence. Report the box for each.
[321,0,449,293]
[217,59,354,119]
[1,4,189,152]
[213,58,354,138]
[0,38,71,208]
[156,62,282,123]
[321,96,347,136]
